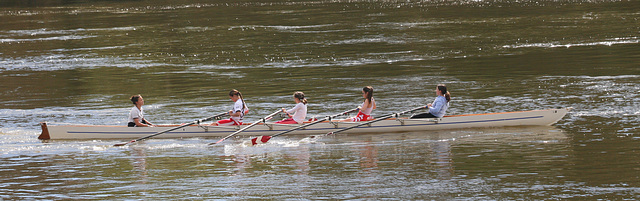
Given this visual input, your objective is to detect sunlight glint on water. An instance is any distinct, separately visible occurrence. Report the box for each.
[1,0,639,199]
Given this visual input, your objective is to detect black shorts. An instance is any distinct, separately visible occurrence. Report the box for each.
[128,119,149,127]
[410,112,437,119]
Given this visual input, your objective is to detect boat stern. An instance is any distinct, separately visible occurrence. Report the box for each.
[38,122,51,140]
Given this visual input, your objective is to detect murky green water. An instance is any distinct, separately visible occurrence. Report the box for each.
[1,0,639,199]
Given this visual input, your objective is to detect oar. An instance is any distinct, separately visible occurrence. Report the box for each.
[249,108,359,145]
[311,106,427,139]
[208,109,282,145]
[114,112,228,146]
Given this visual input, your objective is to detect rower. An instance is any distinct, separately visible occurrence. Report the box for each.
[410,84,450,119]
[212,89,249,126]
[275,91,308,124]
[335,86,376,122]
[127,95,154,127]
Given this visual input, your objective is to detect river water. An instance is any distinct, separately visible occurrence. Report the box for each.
[1,0,639,199]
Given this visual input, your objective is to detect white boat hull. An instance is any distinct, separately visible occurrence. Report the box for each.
[39,108,569,140]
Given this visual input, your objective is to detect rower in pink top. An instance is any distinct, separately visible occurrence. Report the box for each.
[336,86,376,122]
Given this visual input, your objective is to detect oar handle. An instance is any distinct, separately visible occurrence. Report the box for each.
[114,112,228,146]
[283,108,292,118]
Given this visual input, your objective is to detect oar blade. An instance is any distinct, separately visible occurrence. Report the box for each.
[249,136,272,146]
[113,143,127,147]
[114,140,135,147]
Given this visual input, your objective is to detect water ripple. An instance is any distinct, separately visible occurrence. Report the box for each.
[502,37,640,49]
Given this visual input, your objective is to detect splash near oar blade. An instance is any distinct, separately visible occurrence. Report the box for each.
[247,108,359,146]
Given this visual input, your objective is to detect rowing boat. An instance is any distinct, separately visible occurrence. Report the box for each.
[38,108,569,140]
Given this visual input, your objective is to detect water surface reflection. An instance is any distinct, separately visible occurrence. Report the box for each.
[1,0,639,199]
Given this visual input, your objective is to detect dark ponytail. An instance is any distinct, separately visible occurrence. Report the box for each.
[363,86,373,103]
[294,91,308,105]
[229,89,246,112]
[437,84,450,102]
[130,94,141,105]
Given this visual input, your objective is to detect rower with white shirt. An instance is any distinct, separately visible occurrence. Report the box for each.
[214,89,249,126]
[276,91,308,124]
[127,95,154,127]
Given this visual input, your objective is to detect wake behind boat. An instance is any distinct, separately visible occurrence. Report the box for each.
[39,108,570,140]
